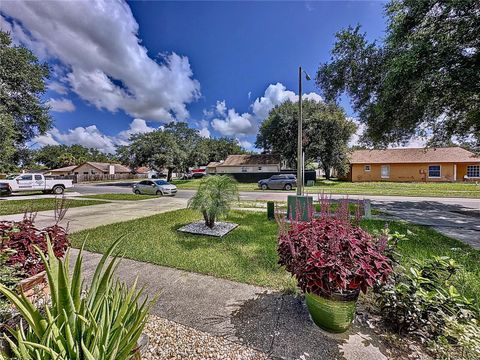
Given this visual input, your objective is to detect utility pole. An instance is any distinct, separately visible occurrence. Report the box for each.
[297,66,303,195]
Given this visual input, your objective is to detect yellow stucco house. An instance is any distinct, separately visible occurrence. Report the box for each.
[348,147,480,182]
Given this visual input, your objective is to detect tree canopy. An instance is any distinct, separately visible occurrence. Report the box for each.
[34,144,117,169]
[316,0,480,151]
[256,100,356,178]
[116,122,246,181]
[0,31,51,172]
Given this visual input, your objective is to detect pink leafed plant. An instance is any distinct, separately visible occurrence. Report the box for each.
[277,197,392,297]
[0,218,69,277]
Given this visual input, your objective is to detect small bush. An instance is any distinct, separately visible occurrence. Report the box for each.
[0,250,23,323]
[188,175,239,228]
[277,215,392,297]
[377,256,480,357]
[0,219,69,277]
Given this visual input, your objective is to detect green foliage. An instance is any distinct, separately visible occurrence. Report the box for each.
[255,100,356,178]
[197,137,247,163]
[188,175,239,228]
[0,238,152,359]
[117,129,183,181]
[117,122,247,181]
[377,256,480,355]
[34,144,116,169]
[0,251,23,324]
[0,31,51,173]
[317,1,480,151]
[437,317,480,360]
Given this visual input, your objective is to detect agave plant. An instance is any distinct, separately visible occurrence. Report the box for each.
[0,238,153,359]
[188,175,239,228]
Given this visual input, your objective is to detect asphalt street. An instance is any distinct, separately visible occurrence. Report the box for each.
[2,181,479,248]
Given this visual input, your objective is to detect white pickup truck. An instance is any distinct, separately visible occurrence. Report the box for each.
[0,173,74,195]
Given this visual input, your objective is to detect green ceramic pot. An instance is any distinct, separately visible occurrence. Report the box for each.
[305,291,359,333]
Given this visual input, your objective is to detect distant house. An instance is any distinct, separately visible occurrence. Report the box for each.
[206,161,221,174]
[213,154,281,174]
[47,165,78,177]
[48,162,132,176]
[135,166,158,179]
[347,147,480,182]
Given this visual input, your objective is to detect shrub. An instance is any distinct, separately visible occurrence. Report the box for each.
[0,219,69,277]
[0,238,153,359]
[277,215,392,297]
[188,175,238,228]
[377,256,479,346]
[0,250,23,324]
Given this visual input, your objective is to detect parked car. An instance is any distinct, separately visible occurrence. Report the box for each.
[132,179,177,196]
[258,174,297,190]
[0,174,73,195]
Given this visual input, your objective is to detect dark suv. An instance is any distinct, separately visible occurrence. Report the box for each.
[258,174,297,190]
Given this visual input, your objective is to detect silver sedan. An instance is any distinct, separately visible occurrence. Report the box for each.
[132,179,177,196]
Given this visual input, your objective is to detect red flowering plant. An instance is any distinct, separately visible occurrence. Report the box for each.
[277,197,392,298]
[0,217,69,277]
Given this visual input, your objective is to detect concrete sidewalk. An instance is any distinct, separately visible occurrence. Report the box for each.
[71,249,397,360]
[0,197,188,233]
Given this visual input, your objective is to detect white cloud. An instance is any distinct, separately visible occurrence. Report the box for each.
[33,118,160,153]
[117,118,155,142]
[251,82,322,120]
[46,98,75,112]
[35,133,59,147]
[215,100,227,116]
[47,81,68,95]
[1,0,200,122]
[237,139,253,150]
[47,126,117,153]
[211,109,255,136]
[349,118,429,148]
[349,118,364,147]
[199,127,210,138]
[209,82,322,137]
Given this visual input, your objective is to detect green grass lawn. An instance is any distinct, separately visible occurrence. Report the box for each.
[78,193,155,201]
[70,209,480,304]
[0,198,108,216]
[173,178,480,198]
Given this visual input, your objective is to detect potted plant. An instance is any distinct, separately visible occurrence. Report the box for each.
[277,214,392,333]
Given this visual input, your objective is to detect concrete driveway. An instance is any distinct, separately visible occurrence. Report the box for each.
[0,196,189,233]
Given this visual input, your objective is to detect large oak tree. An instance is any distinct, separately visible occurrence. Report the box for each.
[317,0,480,151]
[256,100,356,179]
[0,31,51,172]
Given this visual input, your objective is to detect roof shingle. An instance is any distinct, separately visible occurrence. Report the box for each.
[217,154,281,166]
[349,147,480,164]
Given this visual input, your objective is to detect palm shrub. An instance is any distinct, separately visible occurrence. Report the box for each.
[0,238,153,359]
[188,175,238,228]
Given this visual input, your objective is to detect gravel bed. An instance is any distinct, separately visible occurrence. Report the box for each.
[143,315,267,360]
[177,221,238,237]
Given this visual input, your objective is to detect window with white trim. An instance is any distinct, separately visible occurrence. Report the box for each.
[428,165,441,178]
[467,165,480,178]
[364,165,371,172]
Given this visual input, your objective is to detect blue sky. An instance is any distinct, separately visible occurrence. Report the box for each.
[1,1,387,152]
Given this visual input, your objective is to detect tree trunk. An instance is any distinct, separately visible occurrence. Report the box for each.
[167,168,174,182]
[203,211,215,228]
[202,210,210,227]
[324,166,331,180]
